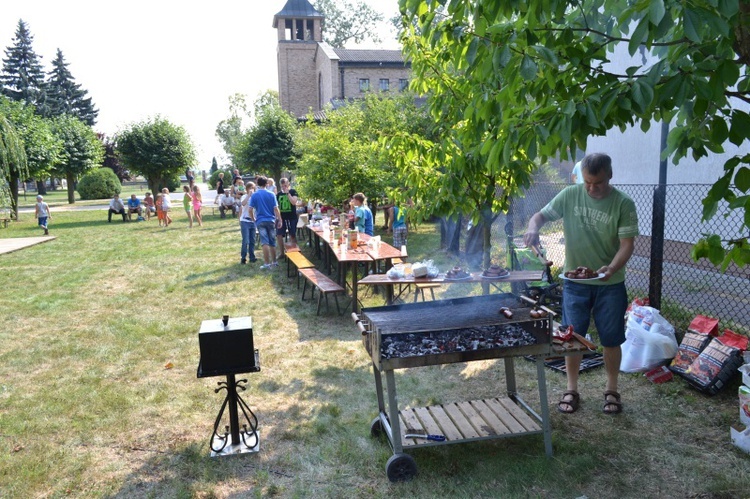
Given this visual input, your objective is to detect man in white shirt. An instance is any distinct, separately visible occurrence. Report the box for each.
[108,194,127,222]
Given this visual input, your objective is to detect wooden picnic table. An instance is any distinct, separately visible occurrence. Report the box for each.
[307,226,407,312]
[358,270,545,306]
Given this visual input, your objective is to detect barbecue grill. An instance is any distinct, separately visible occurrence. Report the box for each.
[354,293,555,481]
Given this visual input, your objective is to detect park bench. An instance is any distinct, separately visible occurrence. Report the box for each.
[286,250,315,285]
[299,268,347,315]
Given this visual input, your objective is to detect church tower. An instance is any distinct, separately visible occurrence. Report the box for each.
[273,0,324,117]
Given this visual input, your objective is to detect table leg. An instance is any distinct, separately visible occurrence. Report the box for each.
[504,357,517,394]
[352,262,359,313]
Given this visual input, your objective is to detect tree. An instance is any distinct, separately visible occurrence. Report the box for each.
[233,91,297,181]
[0,114,27,219]
[1,20,47,115]
[99,133,129,181]
[115,116,196,195]
[315,0,384,47]
[50,114,104,204]
[45,49,98,126]
[210,156,218,174]
[296,93,432,207]
[0,95,62,209]
[215,93,248,165]
[394,0,750,269]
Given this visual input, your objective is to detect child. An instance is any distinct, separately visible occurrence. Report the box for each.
[161,188,172,226]
[34,195,51,235]
[191,184,203,227]
[182,185,193,228]
[155,193,164,227]
[143,192,156,221]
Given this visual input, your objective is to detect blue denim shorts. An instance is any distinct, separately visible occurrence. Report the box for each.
[257,221,276,247]
[562,281,628,347]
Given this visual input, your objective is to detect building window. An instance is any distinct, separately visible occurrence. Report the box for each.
[359,79,370,92]
[379,78,390,91]
[399,79,409,92]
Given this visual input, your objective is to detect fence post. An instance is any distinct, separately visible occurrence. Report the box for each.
[649,185,666,309]
[648,121,669,309]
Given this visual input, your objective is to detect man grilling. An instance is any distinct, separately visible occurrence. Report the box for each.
[524,153,639,415]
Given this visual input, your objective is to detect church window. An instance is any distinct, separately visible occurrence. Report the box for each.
[379,79,390,91]
[359,79,370,92]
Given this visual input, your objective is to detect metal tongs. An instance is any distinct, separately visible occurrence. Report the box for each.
[404,433,446,442]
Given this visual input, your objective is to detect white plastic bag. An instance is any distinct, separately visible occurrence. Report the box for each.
[620,306,678,373]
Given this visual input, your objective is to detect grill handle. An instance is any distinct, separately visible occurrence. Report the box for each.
[352,313,367,335]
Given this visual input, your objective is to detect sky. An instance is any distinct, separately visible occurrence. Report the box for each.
[0,0,401,171]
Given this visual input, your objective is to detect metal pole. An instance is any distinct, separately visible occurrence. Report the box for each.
[648,121,669,309]
[226,374,241,445]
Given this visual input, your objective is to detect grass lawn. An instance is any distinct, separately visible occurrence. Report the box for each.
[0,208,748,498]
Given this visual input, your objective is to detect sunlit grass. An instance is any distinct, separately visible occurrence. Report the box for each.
[0,209,748,498]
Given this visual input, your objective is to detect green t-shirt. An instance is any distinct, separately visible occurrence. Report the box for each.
[540,185,639,285]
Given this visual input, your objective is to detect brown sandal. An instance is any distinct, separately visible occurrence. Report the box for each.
[557,390,580,414]
[603,390,623,414]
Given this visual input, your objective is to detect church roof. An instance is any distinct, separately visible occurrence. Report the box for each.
[273,0,324,27]
[333,48,405,64]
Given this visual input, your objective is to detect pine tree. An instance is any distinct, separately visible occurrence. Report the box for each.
[1,19,47,114]
[46,49,98,126]
[210,156,218,174]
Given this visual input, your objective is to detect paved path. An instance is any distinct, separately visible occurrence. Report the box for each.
[0,236,56,255]
[16,183,217,213]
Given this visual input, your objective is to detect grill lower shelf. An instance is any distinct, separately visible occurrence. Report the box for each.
[397,396,542,447]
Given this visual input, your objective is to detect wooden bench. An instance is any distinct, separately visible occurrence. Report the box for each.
[286,251,315,285]
[299,268,347,315]
[414,283,441,302]
[1,218,10,228]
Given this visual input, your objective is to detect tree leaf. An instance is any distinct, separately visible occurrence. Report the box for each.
[519,54,538,81]
[628,17,650,56]
[683,8,703,43]
[735,167,750,192]
[649,0,666,25]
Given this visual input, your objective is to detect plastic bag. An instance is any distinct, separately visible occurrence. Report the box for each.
[620,306,678,373]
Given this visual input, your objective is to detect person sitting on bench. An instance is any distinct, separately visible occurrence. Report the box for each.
[218,193,237,218]
[127,194,143,221]
[108,194,127,222]
[142,192,156,220]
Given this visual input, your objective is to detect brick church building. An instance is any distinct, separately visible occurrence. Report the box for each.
[273,0,411,119]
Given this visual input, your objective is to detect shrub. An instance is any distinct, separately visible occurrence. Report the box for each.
[77,168,122,200]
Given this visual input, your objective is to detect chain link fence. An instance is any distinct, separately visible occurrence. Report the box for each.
[442,183,749,335]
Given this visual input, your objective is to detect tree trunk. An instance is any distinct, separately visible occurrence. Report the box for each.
[36,179,47,196]
[66,172,76,204]
[10,171,20,220]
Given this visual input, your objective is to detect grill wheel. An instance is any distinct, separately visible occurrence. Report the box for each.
[386,453,417,482]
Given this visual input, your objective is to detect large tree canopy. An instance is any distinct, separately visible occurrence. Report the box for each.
[0,95,62,215]
[392,0,750,269]
[297,93,432,207]
[233,91,297,181]
[115,116,196,195]
[51,114,104,204]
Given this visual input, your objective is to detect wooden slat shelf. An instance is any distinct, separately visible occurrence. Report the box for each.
[396,396,542,447]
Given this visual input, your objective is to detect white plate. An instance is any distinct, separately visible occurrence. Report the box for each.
[559,273,606,282]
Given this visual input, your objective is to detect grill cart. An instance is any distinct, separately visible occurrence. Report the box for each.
[353,293,555,481]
